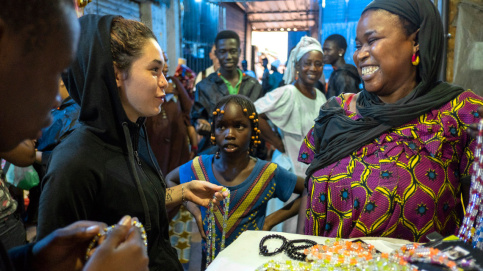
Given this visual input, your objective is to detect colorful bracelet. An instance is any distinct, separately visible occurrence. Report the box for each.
[85,220,147,261]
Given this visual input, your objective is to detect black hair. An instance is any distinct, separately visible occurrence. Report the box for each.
[0,0,74,53]
[110,17,158,75]
[215,30,240,48]
[325,34,348,53]
[211,95,260,152]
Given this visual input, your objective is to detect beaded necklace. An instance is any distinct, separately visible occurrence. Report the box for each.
[257,239,475,271]
[206,187,230,266]
[85,220,147,261]
[458,119,483,249]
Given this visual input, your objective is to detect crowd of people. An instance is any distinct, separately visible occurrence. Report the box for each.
[0,0,481,270]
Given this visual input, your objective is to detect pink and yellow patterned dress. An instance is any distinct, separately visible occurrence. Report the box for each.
[299,91,483,242]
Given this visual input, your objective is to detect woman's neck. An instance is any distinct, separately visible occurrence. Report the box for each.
[294,80,316,99]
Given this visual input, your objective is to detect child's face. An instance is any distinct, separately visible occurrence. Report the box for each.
[214,102,252,156]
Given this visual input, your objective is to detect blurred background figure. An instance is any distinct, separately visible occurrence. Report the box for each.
[268,59,283,92]
[323,34,361,98]
[261,57,270,95]
[241,59,256,78]
[194,45,220,87]
[174,58,197,99]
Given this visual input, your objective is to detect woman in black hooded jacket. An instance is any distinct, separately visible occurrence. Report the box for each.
[37,15,226,271]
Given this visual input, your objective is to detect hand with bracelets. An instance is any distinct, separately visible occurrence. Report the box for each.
[83,215,149,271]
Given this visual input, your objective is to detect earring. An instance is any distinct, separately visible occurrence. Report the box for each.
[411,52,420,66]
[339,53,343,57]
[295,70,299,80]
[215,151,220,159]
[211,135,216,145]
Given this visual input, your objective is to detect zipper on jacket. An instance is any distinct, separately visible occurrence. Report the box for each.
[134,151,141,165]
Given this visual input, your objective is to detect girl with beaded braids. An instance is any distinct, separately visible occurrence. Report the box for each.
[167,95,305,269]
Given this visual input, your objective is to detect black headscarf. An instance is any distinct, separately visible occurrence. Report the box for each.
[306,0,464,181]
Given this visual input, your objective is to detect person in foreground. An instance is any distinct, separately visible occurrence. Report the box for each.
[0,1,149,270]
[167,95,304,269]
[298,0,483,242]
[37,15,226,270]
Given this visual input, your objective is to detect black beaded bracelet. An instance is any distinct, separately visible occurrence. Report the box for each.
[285,239,318,261]
[259,234,288,256]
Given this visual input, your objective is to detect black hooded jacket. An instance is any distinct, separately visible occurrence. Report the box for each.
[37,15,182,270]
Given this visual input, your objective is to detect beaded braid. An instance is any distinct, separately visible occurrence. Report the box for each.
[210,95,261,156]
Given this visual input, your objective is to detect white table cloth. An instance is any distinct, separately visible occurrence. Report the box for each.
[206,230,412,270]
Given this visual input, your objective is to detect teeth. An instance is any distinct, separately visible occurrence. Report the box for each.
[362,66,379,76]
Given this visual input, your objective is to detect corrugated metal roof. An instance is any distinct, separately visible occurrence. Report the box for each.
[211,0,319,32]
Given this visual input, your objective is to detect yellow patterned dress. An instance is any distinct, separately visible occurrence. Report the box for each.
[179,154,297,258]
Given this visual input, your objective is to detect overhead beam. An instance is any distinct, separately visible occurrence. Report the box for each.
[209,0,289,2]
[235,1,249,11]
[250,18,316,23]
[247,9,317,14]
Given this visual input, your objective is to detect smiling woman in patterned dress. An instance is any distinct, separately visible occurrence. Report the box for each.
[298,0,483,242]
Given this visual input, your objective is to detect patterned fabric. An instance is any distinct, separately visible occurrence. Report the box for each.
[169,205,193,266]
[0,160,17,220]
[179,155,296,257]
[298,91,483,242]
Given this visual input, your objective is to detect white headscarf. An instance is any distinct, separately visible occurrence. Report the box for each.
[283,36,323,84]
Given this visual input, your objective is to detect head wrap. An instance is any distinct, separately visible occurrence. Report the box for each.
[305,0,465,182]
[283,36,323,84]
[271,59,281,69]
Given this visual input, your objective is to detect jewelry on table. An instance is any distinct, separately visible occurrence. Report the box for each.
[458,119,483,249]
[285,239,317,261]
[85,220,147,261]
[206,187,230,266]
[257,238,478,271]
[259,234,288,256]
